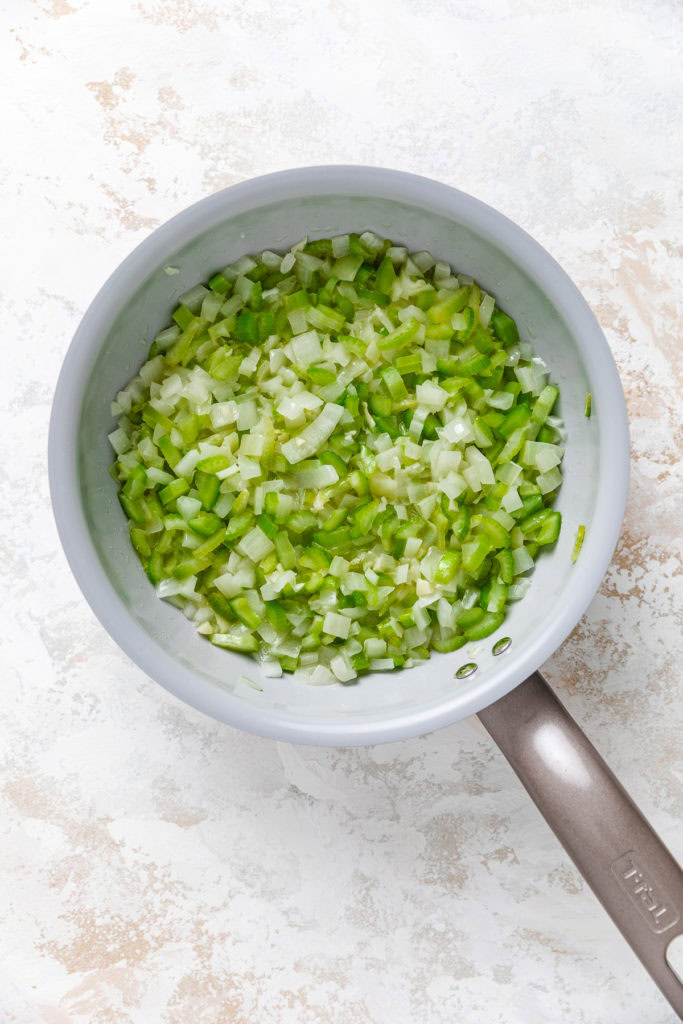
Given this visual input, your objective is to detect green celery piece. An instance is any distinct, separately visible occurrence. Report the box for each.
[462,533,494,573]
[456,606,484,629]
[123,464,147,499]
[473,417,494,448]
[119,492,146,524]
[307,365,336,386]
[375,257,396,295]
[208,272,231,294]
[497,427,527,464]
[348,470,369,496]
[208,319,232,342]
[304,238,333,257]
[224,511,253,542]
[188,512,223,536]
[246,264,268,282]
[424,323,453,341]
[332,254,363,282]
[283,288,308,311]
[256,513,277,539]
[260,551,278,576]
[178,413,200,445]
[313,527,352,549]
[263,491,279,518]
[166,318,203,365]
[211,631,259,653]
[381,365,408,400]
[414,289,436,311]
[394,518,424,540]
[235,310,260,344]
[231,489,250,514]
[571,524,586,563]
[319,450,347,479]
[478,515,511,549]
[495,549,514,584]
[142,405,175,434]
[274,531,297,569]
[377,317,420,351]
[457,352,490,377]
[173,556,211,579]
[196,455,231,474]
[464,611,505,640]
[428,286,469,323]
[335,296,355,321]
[172,304,194,330]
[357,287,390,307]
[287,511,318,534]
[470,326,496,354]
[432,634,467,653]
[193,527,227,560]
[394,352,423,375]
[209,349,242,381]
[196,471,220,510]
[321,506,348,532]
[440,376,470,396]
[159,478,189,505]
[456,305,475,339]
[306,304,346,332]
[490,310,519,346]
[482,411,505,430]
[130,527,151,559]
[348,233,372,257]
[146,550,164,584]
[368,393,392,417]
[452,506,470,541]
[265,600,290,632]
[511,493,543,521]
[318,274,339,305]
[230,597,262,629]
[299,546,330,570]
[304,571,326,594]
[536,510,562,545]
[207,591,234,620]
[352,500,380,536]
[486,580,508,613]
[258,311,276,341]
[158,435,181,469]
[434,551,460,584]
[531,385,559,425]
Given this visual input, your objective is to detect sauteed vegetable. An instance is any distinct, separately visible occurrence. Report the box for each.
[109,233,564,683]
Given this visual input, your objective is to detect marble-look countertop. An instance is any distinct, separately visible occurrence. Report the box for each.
[2,1,681,1021]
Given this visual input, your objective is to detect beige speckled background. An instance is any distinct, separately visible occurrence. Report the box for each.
[1,1,682,1021]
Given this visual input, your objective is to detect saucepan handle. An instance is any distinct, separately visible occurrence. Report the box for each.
[478,670,683,1019]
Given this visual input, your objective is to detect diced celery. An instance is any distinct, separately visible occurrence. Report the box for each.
[112,234,564,679]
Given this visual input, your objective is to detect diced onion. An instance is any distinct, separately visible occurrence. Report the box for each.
[111,234,564,683]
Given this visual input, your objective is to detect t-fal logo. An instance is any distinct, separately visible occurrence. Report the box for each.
[611,851,680,934]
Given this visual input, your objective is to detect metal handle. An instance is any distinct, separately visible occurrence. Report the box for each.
[478,671,683,1018]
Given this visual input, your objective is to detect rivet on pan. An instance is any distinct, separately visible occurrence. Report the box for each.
[455,662,478,679]
[492,636,512,656]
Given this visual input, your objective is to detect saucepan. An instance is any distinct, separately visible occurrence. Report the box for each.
[48,166,683,1015]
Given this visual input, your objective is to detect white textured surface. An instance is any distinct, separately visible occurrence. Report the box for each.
[2,1,682,1022]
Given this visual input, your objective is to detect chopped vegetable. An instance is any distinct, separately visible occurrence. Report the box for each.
[585,391,592,417]
[571,524,586,563]
[110,234,565,683]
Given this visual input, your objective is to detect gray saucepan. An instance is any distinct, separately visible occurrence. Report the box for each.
[48,166,683,1015]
